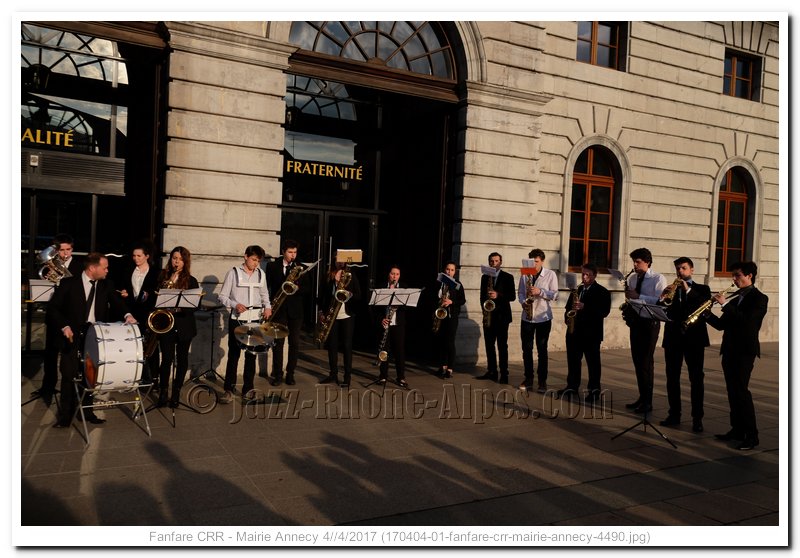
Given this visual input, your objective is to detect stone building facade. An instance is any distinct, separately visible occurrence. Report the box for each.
[21,20,781,371]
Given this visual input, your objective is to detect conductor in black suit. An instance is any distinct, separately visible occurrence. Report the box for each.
[477,252,516,384]
[39,233,85,404]
[705,261,769,450]
[266,239,306,386]
[46,252,135,427]
[659,257,711,432]
[557,263,611,402]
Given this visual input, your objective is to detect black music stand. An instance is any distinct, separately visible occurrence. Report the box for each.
[146,287,213,425]
[198,302,226,383]
[22,280,60,407]
[365,287,422,391]
[611,300,676,448]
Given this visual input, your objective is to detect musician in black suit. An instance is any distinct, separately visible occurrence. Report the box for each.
[557,263,611,402]
[46,252,135,427]
[118,241,161,385]
[156,246,200,408]
[39,233,85,405]
[375,266,409,388]
[659,257,711,432]
[477,252,516,384]
[433,261,466,379]
[318,263,362,387]
[266,239,305,386]
[705,261,769,450]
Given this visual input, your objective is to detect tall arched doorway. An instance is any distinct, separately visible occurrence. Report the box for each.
[282,21,463,355]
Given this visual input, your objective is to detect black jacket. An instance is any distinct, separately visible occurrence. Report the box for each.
[266,259,307,321]
[564,281,611,343]
[480,269,515,325]
[662,280,711,349]
[47,274,128,336]
[705,286,768,358]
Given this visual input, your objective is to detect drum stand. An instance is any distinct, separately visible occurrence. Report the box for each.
[74,377,153,447]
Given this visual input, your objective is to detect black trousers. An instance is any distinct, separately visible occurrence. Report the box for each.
[722,353,758,438]
[436,316,459,369]
[326,316,354,380]
[271,316,303,379]
[42,325,61,393]
[379,325,406,380]
[521,319,552,384]
[56,341,98,422]
[159,330,193,400]
[483,322,509,377]
[629,320,661,406]
[224,319,258,394]
[663,343,705,419]
[565,333,602,392]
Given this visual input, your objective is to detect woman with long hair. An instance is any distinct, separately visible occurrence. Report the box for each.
[156,246,199,407]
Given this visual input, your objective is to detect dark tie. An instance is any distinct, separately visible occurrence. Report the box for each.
[85,280,96,321]
[284,265,289,278]
[635,274,644,295]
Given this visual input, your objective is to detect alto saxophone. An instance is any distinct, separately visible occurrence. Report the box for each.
[523,274,535,321]
[432,284,450,333]
[660,277,685,306]
[565,287,580,335]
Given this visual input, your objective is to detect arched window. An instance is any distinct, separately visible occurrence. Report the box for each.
[568,146,618,271]
[289,21,455,79]
[715,166,752,275]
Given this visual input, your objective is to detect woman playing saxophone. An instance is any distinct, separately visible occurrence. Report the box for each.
[432,262,466,379]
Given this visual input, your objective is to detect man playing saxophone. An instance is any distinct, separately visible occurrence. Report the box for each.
[477,252,515,384]
[556,263,611,403]
[266,239,306,386]
[658,257,711,432]
[432,261,466,379]
[318,261,361,388]
[517,249,558,393]
[218,245,272,403]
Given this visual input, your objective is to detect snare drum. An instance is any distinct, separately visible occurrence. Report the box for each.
[82,322,145,391]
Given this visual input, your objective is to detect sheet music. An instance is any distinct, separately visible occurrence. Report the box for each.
[480,265,499,278]
[369,288,423,308]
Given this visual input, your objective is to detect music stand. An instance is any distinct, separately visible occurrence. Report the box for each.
[198,301,225,383]
[365,287,422,391]
[611,300,676,448]
[146,288,214,424]
[23,280,60,407]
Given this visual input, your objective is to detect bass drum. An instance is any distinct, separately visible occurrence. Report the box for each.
[82,322,145,391]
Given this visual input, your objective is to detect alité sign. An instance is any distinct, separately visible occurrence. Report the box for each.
[21,127,74,148]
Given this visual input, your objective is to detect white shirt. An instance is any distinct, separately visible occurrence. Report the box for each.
[131,265,148,298]
[517,267,559,323]
[627,268,668,305]
[218,265,271,321]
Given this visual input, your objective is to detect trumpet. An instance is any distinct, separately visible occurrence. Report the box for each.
[37,245,72,284]
[683,283,738,330]
[482,275,496,327]
[660,277,685,306]
[432,284,450,333]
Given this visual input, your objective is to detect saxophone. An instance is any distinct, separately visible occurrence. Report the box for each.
[262,264,304,339]
[523,274,535,321]
[482,275,495,327]
[432,284,450,333]
[143,278,176,358]
[314,268,352,346]
[377,306,397,363]
[660,277,685,306]
[565,288,580,335]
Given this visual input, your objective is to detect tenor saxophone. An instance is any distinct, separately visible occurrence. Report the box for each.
[482,275,495,327]
[565,288,580,335]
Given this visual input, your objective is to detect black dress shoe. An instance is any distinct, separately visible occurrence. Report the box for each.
[477,372,498,381]
[52,419,71,428]
[499,376,509,385]
[556,388,576,399]
[319,376,338,385]
[715,430,744,441]
[736,437,759,450]
[284,376,296,386]
[625,400,641,409]
[659,415,680,427]
[340,379,351,388]
[397,379,409,389]
[633,404,652,414]
[168,399,179,409]
[269,377,283,387]
[86,415,107,424]
[584,391,601,403]
[692,419,704,433]
[156,392,168,408]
